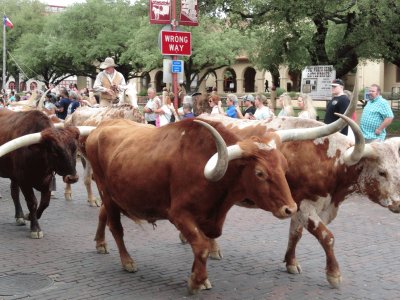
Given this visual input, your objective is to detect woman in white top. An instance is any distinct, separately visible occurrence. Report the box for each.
[208,94,223,114]
[277,93,295,117]
[156,92,175,126]
[297,94,317,119]
[250,94,274,121]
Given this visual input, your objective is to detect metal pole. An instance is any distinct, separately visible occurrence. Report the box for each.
[171,0,179,109]
[2,21,6,90]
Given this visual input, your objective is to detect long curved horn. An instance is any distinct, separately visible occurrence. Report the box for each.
[0,133,42,157]
[193,120,229,182]
[335,113,366,165]
[54,123,64,128]
[37,89,51,109]
[277,77,359,142]
[76,126,97,136]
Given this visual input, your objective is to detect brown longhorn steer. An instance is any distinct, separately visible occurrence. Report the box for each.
[197,113,400,288]
[0,109,92,238]
[82,115,348,294]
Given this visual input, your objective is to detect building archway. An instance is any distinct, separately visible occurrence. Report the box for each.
[154,71,165,93]
[243,67,256,93]
[141,73,151,90]
[204,70,217,93]
[223,68,237,93]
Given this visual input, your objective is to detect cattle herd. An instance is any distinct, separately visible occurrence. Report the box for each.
[0,89,398,295]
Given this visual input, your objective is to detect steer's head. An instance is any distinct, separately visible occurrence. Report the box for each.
[199,119,297,220]
[236,136,298,219]
[41,127,80,184]
[356,138,400,213]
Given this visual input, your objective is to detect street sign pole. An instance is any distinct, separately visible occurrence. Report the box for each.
[171,0,178,109]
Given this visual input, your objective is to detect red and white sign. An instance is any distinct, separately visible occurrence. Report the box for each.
[149,0,171,24]
[161,31,191,56]
[179,0,199,26]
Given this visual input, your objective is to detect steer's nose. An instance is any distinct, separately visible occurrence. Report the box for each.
[63,174,79,184]
[279,203,298,218]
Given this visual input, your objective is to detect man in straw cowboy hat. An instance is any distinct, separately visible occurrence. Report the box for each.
[93,57,127,106]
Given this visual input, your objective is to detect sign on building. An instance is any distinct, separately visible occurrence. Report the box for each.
[301,65,336,100]
[161,30,191,56]
[149,0,171,24]
[179,0,199,26]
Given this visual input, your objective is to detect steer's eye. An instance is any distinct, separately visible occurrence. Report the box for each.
[255,169,266,179]
[378,170,387,178]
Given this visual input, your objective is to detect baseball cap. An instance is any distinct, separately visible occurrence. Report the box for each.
[243,94,255,102]
[331,79,344,87]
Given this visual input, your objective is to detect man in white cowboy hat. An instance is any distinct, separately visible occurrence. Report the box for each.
[93,57,127,106]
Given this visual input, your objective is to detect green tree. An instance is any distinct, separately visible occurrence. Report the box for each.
[0,0,47,89]
[199,0,400,83]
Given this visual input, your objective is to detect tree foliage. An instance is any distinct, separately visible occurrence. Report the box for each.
[199,0,400,80]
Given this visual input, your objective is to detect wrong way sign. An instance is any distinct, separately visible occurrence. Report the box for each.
[161,30,191,56]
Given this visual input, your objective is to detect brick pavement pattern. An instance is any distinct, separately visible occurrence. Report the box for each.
[0,163,399,300]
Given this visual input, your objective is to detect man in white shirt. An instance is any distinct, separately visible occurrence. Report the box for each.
[143,87,161,126]
[93,57,126,107]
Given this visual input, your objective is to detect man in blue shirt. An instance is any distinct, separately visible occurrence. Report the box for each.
[55,87,72,120]
[360,84,394,142]
[225,94,238,118]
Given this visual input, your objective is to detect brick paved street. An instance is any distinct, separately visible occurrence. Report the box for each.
[0,163,399,300]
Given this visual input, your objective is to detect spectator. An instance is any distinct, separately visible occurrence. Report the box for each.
[297,94,317,119]
[143,87,161,126]
[182,103,194,119]
[208,94,223,115]
[250,94,274,121]
[155,92,175,126]
[55,87,71,120]
[93,57,127,106]
[67,91,80,115]
[278,93,295,117]
[360,84,394,142]
[265,80,269,92]
[8,91,15,102]
[324,79,350,135]
[224,94,239,118]
[43,93,57,116]
[240,94,256,119]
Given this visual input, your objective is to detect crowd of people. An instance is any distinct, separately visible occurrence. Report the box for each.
[1,63,393,143]
[144,78,394,143]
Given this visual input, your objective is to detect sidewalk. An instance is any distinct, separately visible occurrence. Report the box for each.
[0,163,399,300]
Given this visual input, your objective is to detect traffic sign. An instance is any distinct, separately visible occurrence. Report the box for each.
[171,60,183,73]
[161,30,191,56]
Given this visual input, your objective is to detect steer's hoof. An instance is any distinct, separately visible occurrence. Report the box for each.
[123,261,138,273]
[178,232,188,244]
[187,277,212,295]
[209,250,223,260]
[287,263,302,274]
[96,244,109,254]
[88,199,101,207]
[31,231,44,239]
[64,193,72,201]
[327,273,342,288]
[15,218,26,226]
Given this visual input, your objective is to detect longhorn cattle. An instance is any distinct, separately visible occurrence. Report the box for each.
[0,109,91,238]
[197,113,400,288]
[63,104,144,206]
[82,115,349,294]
